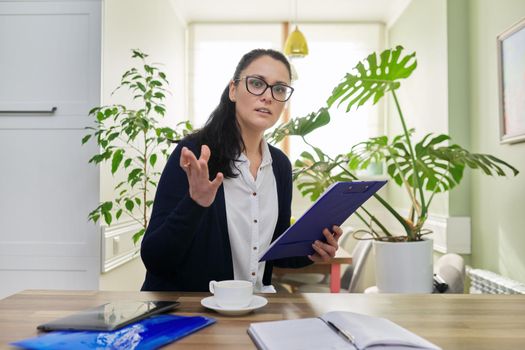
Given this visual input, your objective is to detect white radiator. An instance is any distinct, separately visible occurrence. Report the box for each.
[467,267,525,294]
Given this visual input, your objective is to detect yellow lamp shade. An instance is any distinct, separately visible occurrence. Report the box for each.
[284,26,309,58]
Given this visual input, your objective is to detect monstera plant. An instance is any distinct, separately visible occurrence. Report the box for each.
[269,46,519,243]
[82,50,192,243]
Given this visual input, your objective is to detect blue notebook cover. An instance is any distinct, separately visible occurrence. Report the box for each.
[260,181,386,262]
[11,314,215,350]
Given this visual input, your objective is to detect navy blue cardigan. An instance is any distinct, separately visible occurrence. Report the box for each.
[141,138,312,292]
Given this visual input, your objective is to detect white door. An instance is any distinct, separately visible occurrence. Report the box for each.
[0,0,102,298]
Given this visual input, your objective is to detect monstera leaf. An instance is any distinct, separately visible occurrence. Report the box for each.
[384,134,464,193]
[394,134,518,192]
[293,148,354,201]
[347,135,390,172]
[267,108,330,144]
[327,45,417,112]
[351,133,519,194]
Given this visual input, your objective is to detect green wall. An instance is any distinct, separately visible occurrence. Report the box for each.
[447,0,471,217]
[468,0,525,282]
[387,0,449,216]
[389,0,525,282]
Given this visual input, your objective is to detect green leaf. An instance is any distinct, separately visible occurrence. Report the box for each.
[124,158,133,168]
[267,108,330,144]
[81,134,91,145]
[130,177,141,187]
[88,107,100,115]
[136,82,146,92]
[90,213,100,223]
[101,201,113,212]
[144,64,154,74]
[327,46,417,112]
[292,150,355,201]
[107,132,120,142]
[111,149,124,174]
[132,229,146,244]
[103,211,112,225]
[154,105,165,116]
[125,199,134,211]
[149,153,157,167]
[116,209,123,219]
[88,154,104,164]
[132,49,147,59]
[128,168,142,182]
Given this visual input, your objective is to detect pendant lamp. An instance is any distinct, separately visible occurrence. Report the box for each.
[284,26,309,58]
[284,0,308,58]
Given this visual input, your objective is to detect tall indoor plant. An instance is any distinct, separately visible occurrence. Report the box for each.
[269,46,519,292]
[82,50,192,243]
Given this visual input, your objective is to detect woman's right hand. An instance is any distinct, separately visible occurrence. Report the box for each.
[180,145,224,207]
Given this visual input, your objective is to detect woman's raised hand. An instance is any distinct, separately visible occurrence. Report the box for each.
[180,145,224,207]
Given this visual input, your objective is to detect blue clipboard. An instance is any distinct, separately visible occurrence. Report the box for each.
[259,181,386,262]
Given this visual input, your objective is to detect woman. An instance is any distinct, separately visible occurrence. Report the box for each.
[141,48,342,292]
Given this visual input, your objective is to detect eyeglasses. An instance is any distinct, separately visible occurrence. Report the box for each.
[236,75,294,102]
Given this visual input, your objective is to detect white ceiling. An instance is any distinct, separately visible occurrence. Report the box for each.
[170,0,412,26]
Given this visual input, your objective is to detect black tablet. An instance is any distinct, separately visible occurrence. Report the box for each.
[37,300,180,332]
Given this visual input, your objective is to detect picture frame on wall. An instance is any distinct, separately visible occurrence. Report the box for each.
[497,17,525,144]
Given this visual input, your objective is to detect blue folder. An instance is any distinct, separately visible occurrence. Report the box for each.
[11,314,215,350]
[259,181,386,262]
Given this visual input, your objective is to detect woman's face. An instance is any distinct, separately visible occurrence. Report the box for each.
[229,55,291,136]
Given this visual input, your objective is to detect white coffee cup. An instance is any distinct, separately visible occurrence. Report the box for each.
[209,280,253,309]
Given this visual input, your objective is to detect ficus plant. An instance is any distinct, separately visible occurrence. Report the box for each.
[82,49,192,243]
[269,45,519,242]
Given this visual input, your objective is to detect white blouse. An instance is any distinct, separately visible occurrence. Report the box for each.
[222,140,278,293]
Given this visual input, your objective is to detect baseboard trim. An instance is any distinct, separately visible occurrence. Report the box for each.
[101,221,142,273]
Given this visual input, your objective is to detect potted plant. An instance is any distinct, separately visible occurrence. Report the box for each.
[269,46,518,292]
[82,49,192,243]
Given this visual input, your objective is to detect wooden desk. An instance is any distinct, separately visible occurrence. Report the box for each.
[273,247,352,293]
[2,290,525,349]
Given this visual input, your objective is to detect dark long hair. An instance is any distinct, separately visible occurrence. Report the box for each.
[188,49,292,178]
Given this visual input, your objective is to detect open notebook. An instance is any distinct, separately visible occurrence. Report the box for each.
[248,311,441,350]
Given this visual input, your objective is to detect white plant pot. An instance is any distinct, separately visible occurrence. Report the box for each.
[374,238,433,293]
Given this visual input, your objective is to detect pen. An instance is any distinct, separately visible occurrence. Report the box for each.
[319,317,359,349]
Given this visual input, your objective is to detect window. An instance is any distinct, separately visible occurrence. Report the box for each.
[189,23,384,162]
[189,24,282,128]
[287,24,385,160]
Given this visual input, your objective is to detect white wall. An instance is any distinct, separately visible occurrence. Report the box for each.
[101,0,187,205]
[99,0,187,290]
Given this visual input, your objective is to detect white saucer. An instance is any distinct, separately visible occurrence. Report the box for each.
[201,295,268,316]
